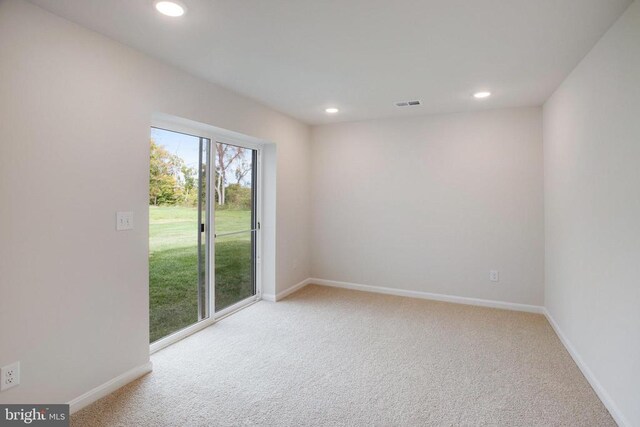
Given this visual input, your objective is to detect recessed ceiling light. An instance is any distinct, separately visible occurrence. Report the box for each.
[325,107,339,114]
[473,91,491,99]
[155,1,186,17]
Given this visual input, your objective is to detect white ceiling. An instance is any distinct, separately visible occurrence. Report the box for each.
[29,0,631,125]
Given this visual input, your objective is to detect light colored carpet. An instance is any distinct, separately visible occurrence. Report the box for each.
[72,285,614,426]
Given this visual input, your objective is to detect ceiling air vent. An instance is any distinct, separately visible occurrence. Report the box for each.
[395,100,421,107]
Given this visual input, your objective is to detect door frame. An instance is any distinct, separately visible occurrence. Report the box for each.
[149,120,263,354]
[210,133,263,319]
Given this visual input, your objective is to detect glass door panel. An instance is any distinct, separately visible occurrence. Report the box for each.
[149,127,210,343]
[214,231,255,311]
[214,143,257,312]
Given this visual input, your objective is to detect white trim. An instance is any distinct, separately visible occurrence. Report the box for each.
[214,295,260,320]
[148,115,264,353]
[262,278,312,302]
[68,361,153,414]
[543,309,629,427]
[151,114,270,149]
[299,279,628,424]
[261,293,276,302]
[276,278,312,301]
[151,295,260,355]
[255,148,263,299]
[150,316,216,354]
[309,278,544,313]
[215,297,261,321]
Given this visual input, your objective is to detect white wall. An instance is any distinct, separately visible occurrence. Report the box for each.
[0,0,310,404]
[543,1,640,425]
[311,107,544,306]
[2,0,637,421]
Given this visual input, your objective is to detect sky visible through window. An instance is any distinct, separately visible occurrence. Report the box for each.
[151,127,253,188]
[151,127,200,170]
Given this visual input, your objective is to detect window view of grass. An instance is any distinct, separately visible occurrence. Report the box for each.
[149,207,252,342]
[149,128,255,343]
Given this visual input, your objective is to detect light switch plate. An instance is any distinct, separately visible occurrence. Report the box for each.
[116,211,134,231]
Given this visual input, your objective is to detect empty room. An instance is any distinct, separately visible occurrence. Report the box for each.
[0,0,638,426]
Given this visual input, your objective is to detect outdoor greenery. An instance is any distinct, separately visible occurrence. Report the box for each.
[149,140,199,207]
[149,138,255,343]
[149,139,252,209]
[149,206,252,342]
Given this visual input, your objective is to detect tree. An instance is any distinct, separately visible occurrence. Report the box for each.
[215,144,245,206]
[233,157,252,186]
[225,183,252,209]
[181,164,198,207]
[149,139,185,206]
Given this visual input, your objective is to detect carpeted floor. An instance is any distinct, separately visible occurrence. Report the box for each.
[72,285,615,426]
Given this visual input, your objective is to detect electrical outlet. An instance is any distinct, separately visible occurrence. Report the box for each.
[490,270,500,282]
[1,361,20,391]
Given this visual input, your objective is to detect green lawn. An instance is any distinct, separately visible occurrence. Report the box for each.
[149,206,253,343]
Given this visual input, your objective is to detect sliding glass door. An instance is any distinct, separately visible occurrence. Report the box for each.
[149,127,210,343]
[149,126,260,345]
[213,142,258,313]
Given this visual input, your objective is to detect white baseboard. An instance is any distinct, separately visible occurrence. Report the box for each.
[309,278,544,314]
[306,279,628,423]
[262,278,312,302]
[64,283,626,426]
[543,309,629,427]
[261,293,276,302]
[68,361,153,414]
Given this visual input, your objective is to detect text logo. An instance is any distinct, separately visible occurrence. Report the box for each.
[1,405,68,426]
